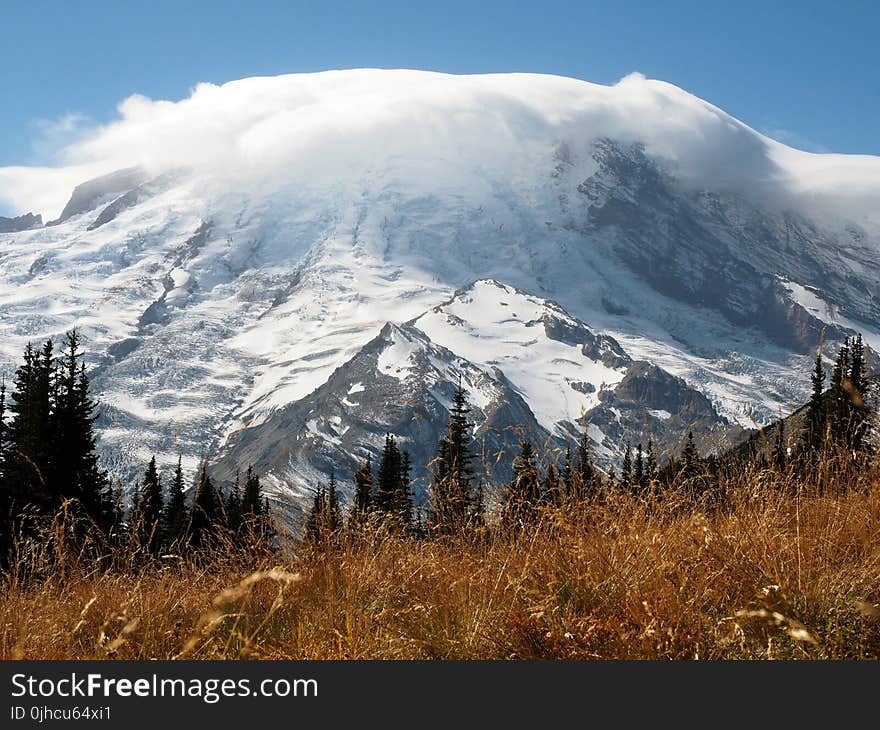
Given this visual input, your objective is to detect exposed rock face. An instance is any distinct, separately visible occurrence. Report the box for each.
[47,167,146,225]
[0,212,42,232]
[576,139,872,353]
[212,321,553,503]
[590,361,743,459]
[212,286,738,506]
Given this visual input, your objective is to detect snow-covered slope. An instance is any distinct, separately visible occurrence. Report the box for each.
[0,69,877,500]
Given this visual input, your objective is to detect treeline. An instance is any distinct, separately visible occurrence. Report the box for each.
[0,331,271,563]
[1,330,874,558]
[304,336,876,541]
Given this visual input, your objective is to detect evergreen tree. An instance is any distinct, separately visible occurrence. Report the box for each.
[678,431,705,494]
[224,472,243,533]
[396,450,414,529]
[634,443,644,489]
[189,465,219,547]
[560,444,573,497]
[503,439,541,528]
[241,466,262,517]
[132,456,163,555]
[575,429,595,499]
[162,456,188,546]
[621,443,633,487]
[304,484,326,542]
[542,463,561,505]
[771,421,787,472]
[848,334,869,452]
[801,349,827,455]
[4,342,55,513]
[375,433,402,518]
[350,455,373,526]
[430,379,475,532]
[645,439,658,484]
[326,468,342,533]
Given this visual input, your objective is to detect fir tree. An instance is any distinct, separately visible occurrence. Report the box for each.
[162,456,188,546]
[772,420,787,473]
[801,349,826,455]
[560,444,573,497]
[304,484,326,542]
[189,465,219,547]
[634,443,644,489]
[430,379,475,532]
[575,428,595,499]
[224,472,243,533]
[132,456,163,555]
[621,443,633,487]
[396,450,414,529]
[503,439,541,528]
[847,334,869,452]
[326,468,342,533]
[542,463,561,505]
[645,439,658,484]
[4,342,54,513]
[350,454,373,526]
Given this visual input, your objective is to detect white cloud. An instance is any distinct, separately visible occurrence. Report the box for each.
[1,69,877,223]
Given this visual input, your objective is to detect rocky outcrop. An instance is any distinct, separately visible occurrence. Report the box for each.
[47,167,146,225]
[0,212,42,232]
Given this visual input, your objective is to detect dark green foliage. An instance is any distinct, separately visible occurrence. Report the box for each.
[429,379,476,532]
[189,464,220,547]
[162,456,188,546]
[375,433,413,529]
[503,439,541,527]
[349,455,373,527]
[621,443,633,487]
[131,456,163,555]
[801,350,827,455]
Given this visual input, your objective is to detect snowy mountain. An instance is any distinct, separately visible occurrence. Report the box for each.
[0,69,878,505]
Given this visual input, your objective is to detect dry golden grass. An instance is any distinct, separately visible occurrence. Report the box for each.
[2,457,880,660]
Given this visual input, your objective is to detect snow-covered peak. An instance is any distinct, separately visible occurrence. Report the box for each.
[414,280,630,434]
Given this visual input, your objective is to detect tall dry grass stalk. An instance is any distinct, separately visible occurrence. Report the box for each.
[2,449,879,659]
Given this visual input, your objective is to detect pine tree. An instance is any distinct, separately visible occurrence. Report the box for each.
[575,429,595,499]
[542,463,561,505]
[396,450,414,529]
[304,484,326,542]
[560,444,573,497]
[132,456,163,555]
[503,439,541,528]
[771,420,787,472]
[430,379,475,532]
[350,455,373,527]
[621,443,633,487]
[375,433,402,517]
[0,379,10,558]
[847,334,869,452]
[224,472,243,534]
[634,443,644,489]
[326,468,341,533]
[4,342,55,514]
[679,431,704,493]
[242,466,262,517]
[801,349,827,455]
[645,439,658,484]
[189,464,219,547]
[162,456,188,547]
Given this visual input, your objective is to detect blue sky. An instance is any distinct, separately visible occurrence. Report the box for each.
[2,0,878,167]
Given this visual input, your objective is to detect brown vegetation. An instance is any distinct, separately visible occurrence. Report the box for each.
[2,449,879,660]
